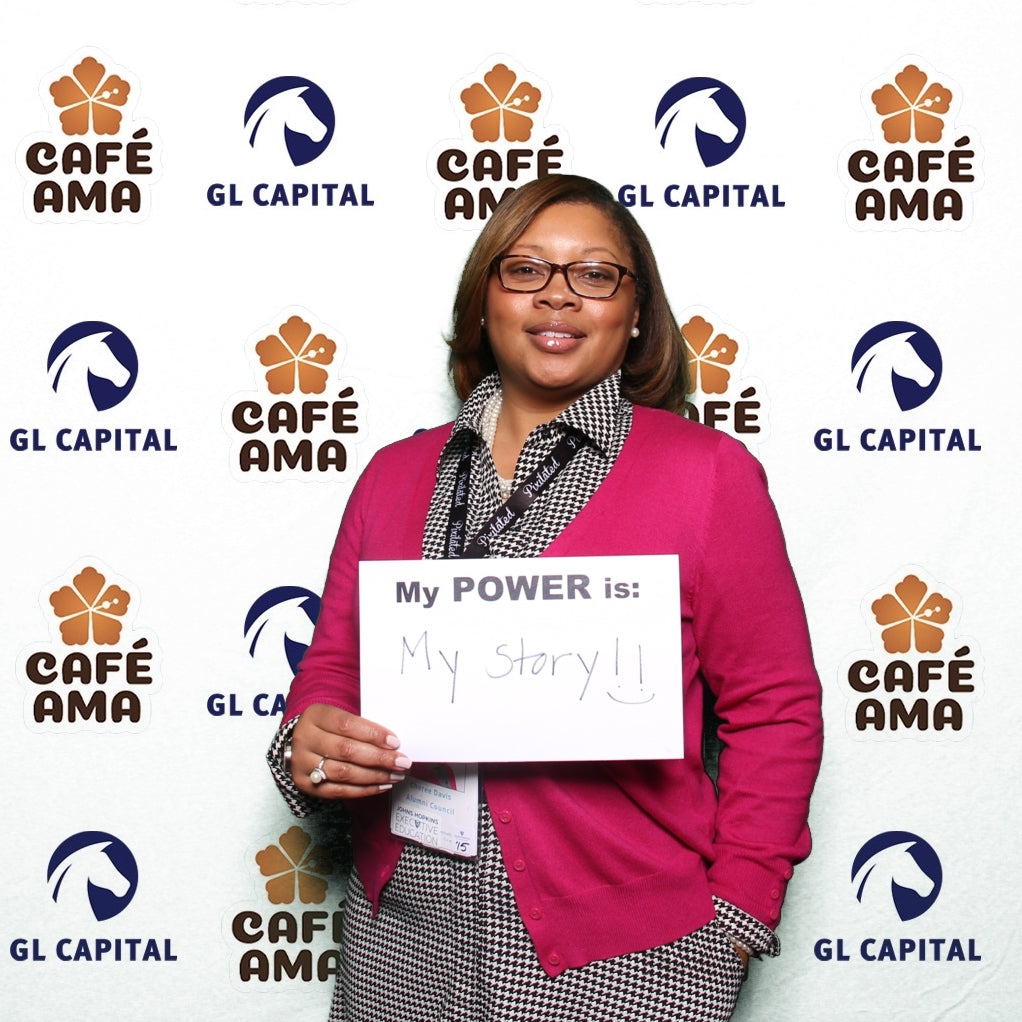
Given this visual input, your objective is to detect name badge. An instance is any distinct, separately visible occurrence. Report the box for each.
[390,764,479,858]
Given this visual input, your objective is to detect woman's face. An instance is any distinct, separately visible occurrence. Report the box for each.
[483,202,640,416]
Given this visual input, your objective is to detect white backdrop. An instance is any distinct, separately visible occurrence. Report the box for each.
[2,1,1020,1019]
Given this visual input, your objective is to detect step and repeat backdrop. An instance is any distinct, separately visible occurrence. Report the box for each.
[2,1,1019,1019]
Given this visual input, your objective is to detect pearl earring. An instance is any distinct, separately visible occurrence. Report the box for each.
[630,327,640,338]
[481,317,486,327]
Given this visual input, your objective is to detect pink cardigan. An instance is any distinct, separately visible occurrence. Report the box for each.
[283,405,823,976]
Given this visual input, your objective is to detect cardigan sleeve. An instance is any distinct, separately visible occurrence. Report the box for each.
[264,456,373,811]
[277,426,447,724]
[280,460,373,723]
[266,715,329,819]
[693,437,823,931]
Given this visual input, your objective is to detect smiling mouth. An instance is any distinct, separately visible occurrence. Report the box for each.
[527,325,584,350]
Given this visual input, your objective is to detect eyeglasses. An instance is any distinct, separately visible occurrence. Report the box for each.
[491,255,637,299]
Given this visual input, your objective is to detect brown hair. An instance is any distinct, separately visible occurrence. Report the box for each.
[446,174,689,412]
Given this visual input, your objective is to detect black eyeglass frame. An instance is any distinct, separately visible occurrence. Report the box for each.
[491,255,639,299]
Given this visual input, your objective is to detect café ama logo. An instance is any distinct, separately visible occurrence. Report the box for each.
[430,57,570,226]
[18,50,161,223]
[841,58,981,229]
[224,309,364,478]
[840,569,980,739]
[681,311,768,447]
[228,826,344,985]
[17,561,161,734]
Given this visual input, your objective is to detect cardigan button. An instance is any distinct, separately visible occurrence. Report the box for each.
[549,953,561,967]
[529,908,542,920]
[513,859,526,872]
[498,811,512,824]
[784,868,793,879]
[770,888,780,899]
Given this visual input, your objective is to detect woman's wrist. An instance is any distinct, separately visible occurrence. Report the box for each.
[280,715,300,776]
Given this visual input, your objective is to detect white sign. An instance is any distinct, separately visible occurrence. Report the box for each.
[359,555,683,762]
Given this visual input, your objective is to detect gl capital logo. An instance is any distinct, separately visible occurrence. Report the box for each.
[244,587,321,675]
[852,831,942,921]
[47,321,138,412]
[852,321,942,412]
[655,77,746,167]
[244,77,335,167]
[48,831,139,921]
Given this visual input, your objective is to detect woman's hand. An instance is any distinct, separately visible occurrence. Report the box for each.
[290,703,412,799]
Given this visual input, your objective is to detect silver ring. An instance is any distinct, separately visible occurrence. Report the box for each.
[309,757,328,785]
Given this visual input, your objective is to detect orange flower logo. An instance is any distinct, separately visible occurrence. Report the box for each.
[49,566,130,646]
[49,56,130,136]
[871,64,952,144]
[871,574,952,654]
[255,315,337,395]
[683,315,738,395]
[255,826,334,905]
[460,64,541,143]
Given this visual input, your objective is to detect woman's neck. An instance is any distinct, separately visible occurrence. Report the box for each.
[490,391,569,478]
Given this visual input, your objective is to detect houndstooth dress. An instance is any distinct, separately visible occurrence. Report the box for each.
[269,373,778,1022]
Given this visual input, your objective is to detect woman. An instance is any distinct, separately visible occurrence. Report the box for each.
[268,174,823,1021]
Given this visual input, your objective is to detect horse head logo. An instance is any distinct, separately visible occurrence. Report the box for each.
[244,77,335,167]
[47,321,138,412]
[851,321,942,412]
[47,831,138,922]
[851,831,942,921]
[244,586,322,675]
[655,77,746,167]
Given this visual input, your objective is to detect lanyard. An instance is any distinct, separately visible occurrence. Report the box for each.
[443,429,588,559]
